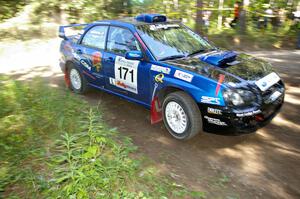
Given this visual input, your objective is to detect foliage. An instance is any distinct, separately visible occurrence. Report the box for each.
[0,76,205,198]
[0,0,27,22]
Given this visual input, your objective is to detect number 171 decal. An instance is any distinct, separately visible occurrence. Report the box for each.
[114,56,139,94]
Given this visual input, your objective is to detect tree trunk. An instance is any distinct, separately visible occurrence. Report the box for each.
[218,0,224,29]
[239,0,247,34]
[195,0,204,34]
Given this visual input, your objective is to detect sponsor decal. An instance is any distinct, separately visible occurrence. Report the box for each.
[149,24,180,31]
[73,52,91,70]
[114,56,139,94]
[92,52,102,72]
[201,96,221,105]
[80,59,91,70]
[150,65,171,74]
[109,77,137,91]
[215,74,225,96]
[109,77,116,85]
[174,70,193,82]
[154,73,164,83]
[207,107,222,115]
[266,91,282,103]
[204,116,227,126]
[255,72,280,91]
[236,109,261,117]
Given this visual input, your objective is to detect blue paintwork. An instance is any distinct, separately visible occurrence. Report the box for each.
[199,51,237,67]
[135,14,167,23]
[59,14,233,110]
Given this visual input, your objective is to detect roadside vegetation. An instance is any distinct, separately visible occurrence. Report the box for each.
[0,0,298,49]
[0,76,205,198]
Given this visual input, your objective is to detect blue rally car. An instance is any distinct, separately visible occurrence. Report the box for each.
[59,14,285,140]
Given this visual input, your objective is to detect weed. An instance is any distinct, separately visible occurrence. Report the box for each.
[0,76,204,198]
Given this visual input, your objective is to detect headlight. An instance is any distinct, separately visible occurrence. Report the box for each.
[223,89,256,106]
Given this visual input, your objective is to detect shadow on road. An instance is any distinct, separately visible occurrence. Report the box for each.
[1,48,300,199]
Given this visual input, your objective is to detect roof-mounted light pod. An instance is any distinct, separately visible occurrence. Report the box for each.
[135,14,167,23]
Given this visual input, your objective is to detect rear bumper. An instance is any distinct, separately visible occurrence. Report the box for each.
[200,93,284,134]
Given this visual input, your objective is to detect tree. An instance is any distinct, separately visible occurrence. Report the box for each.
[195,0,204,34]
[239,0,247,33]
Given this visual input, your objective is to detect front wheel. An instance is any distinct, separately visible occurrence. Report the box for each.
[162,91,202,140]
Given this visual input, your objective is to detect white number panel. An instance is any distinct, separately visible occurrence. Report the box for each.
[114,56,139,94]
[255,72,280,92]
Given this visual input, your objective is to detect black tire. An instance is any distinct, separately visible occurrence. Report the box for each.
[162,91,202,140]
[68,64,89,94]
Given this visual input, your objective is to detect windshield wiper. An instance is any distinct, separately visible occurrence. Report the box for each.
[159,54,186,61]
[187,49,207,57]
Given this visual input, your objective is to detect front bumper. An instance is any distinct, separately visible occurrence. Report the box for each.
[200,92,284,134]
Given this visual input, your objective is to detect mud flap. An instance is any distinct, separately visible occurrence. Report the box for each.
[150,96,162,124]
[64,69,70,87]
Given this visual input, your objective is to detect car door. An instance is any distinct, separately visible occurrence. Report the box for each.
[76,25,108,86]
[102,26,151,105]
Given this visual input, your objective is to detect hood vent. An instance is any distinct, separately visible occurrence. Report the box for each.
[199,50,238,68]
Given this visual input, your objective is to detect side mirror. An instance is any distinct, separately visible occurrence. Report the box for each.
[125,51,143,60]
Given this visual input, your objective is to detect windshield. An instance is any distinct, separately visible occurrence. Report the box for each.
[136,23,215,61]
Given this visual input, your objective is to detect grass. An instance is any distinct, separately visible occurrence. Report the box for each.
[0,76,205,198]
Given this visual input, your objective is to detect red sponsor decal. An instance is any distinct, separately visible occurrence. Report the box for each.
[215,74,225,96]
[116,81,127,88]
[92,52,102,72]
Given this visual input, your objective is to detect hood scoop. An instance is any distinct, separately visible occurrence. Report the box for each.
[199,50,238,67]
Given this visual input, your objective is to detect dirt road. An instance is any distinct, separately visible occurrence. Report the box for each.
[1,39,299,199]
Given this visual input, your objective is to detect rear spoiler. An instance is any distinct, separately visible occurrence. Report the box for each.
[58,23,88,40]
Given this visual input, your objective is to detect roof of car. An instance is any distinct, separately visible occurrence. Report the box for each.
[92,17,181,27]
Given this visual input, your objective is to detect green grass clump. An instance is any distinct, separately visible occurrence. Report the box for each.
[0,76,205,198]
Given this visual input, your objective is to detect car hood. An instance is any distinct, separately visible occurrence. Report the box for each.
[164,50,274,83]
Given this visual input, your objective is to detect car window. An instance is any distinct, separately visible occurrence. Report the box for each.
[81,26,108,49]
[107,26,141,55]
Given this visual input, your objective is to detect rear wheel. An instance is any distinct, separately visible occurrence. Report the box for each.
[162,91,202,140]
[68,65,89,94]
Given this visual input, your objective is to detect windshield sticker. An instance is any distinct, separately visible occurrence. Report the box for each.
[149,24,180,31]
[92,52,102,72]
[204,116,227,126]
[114,56,139,94]
[174,70,193,82]
[151,65,171,74]
[201,96,221,105]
